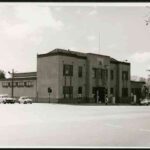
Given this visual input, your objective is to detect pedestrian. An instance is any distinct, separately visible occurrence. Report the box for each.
[105,95,108,105]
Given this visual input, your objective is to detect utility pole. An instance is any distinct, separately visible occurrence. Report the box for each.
[8,69,14,98]
[99,32,100,54]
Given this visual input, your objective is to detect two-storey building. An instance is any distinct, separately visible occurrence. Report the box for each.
[37,48,131,104]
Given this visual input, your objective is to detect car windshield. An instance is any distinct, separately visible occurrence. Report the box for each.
[21,97,29,99]
[3,96,8,98]
[0,95,8,98]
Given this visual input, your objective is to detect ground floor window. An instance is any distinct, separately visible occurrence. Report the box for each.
[110,88,114,95]
[122,88,128,97]
[63,86,73,98]
[78,86,82,98]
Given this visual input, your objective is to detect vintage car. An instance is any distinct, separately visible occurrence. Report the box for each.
[140,98,150,105]
[18,96,32,104]
[0,94,16,104]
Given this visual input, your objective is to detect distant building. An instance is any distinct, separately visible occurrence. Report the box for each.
[131,80,145,104]
[0,72,37,101]
[37,48,131,104]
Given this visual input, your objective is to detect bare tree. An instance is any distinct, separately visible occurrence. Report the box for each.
[0,70,6,79]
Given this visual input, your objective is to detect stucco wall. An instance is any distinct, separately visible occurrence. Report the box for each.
[118,63,131,103]
[58,55,87,101]
[86,54,110,99]
[110,63,118,98]
[37,55,59,103]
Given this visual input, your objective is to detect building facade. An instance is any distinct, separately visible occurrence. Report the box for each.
[131,80,145,104]
[37,48,131,104]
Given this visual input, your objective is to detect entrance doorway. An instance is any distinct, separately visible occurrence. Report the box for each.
[93,87,106,103]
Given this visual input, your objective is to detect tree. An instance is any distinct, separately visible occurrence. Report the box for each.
[139,77,146,82]
[141,85,148,98]
[0,70,6,79]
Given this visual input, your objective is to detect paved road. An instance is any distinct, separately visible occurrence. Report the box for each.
[0,104,150,148]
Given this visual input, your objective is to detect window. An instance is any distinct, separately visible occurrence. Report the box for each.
[16,82,18,87]
[2,82,8,88]
[99,61,102,65]
[78,87,82,94]
[122,88,128,97]
[24,82,26,86]
[26,81,33,87]
[8,82,10,87]
[105,69,108,80]
[92,87,96,94]
[101,69,107,80]
[110,88,114,95]
[63,86,73,98]
[18,82,24,87]
[13,82,16,87]
[131,88,134,94]
[78,66,82,77]
[110,70,114,80]
[122,71,128,80]
[63,64,73,76]
[92,68,97,78]
[93,68,103,79]
[101,69,103,79]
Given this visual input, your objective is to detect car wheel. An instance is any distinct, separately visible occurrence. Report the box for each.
[3,101,6,104]
[24,101,27,104]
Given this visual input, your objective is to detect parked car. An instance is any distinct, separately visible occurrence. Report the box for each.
[0,94,8,104]
[140,98,150,105]
[0,94,16,104]
[5,97,16,104]
[18,96,32,104]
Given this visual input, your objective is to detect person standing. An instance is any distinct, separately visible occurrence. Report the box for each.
[105,95,108,105]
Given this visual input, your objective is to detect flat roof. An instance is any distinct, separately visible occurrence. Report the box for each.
[37,48,130,65]
[131,80,145,84]
[0,77,37,81]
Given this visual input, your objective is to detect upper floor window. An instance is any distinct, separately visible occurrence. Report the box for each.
[110,70,114,80]
[101,69,108,80]
[92,68,97,78]
[63,64,73,76]
[78,66,82,77]
[78,86,82,94]
[122,71,128,80]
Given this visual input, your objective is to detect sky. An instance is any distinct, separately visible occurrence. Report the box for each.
[0,3,150,78]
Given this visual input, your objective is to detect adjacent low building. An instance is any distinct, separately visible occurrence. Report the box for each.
[0,72,37,102]
[131,80,145,104]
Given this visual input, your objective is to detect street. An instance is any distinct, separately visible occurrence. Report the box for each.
[0,104,150,148]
